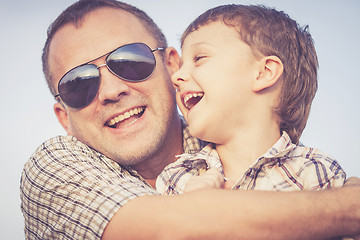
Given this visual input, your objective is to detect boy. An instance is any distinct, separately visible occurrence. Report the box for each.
[156,4,346,194]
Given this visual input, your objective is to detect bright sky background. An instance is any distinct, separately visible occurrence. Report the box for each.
[1,1,359,239]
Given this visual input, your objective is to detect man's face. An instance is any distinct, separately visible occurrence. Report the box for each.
[48,7,178,165]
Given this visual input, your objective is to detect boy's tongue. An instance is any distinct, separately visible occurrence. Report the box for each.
[186,96,202,109]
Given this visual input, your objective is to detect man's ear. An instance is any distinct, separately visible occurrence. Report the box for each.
[164,47,180,75]
[53,102,71,134]
[253,56,283,92]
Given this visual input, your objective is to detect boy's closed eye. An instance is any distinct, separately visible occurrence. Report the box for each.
[193,55,208,65]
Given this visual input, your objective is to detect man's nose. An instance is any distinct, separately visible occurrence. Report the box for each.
[97,64,131,105]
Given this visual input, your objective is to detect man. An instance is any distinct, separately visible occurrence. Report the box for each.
[20,0,360,239]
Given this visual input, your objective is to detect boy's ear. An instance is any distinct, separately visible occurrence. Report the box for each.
[253,56,283,92]
[53,102,71,134]
[164,47,180,75]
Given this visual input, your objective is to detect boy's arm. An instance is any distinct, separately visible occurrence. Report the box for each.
[102,182,360,240]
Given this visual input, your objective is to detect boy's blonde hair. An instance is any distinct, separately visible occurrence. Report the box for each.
[181,4,318,144]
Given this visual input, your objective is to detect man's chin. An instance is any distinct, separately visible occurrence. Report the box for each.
[106,139,162,166]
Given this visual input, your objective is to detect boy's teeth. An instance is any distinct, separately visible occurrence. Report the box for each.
[184,92,204,109]
[184,93,204,102]
[108,107,144,126]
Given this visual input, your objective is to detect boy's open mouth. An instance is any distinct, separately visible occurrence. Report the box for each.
[106,106,145,128]
[183,92,204,110]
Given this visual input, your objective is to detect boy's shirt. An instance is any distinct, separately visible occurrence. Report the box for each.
[156,132,346,194]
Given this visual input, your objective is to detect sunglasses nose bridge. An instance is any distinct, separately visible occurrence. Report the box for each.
[97,63,114,78]
[97,62,120,81]
[97,63,107,70]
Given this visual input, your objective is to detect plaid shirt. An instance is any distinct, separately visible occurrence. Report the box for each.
[156,132,346,194]
[20,119,203,240]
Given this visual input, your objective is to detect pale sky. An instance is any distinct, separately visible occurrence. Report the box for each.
[1,1,359,239]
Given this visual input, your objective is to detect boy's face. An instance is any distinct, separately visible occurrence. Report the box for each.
[172,21,262,144]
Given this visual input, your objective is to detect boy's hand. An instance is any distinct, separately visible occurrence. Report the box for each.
[184,168,224,192]
[344,177,360,187]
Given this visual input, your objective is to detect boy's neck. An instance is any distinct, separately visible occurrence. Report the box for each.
[215,121,281,182]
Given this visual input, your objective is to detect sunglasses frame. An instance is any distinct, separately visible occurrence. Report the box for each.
[54,42,165,109]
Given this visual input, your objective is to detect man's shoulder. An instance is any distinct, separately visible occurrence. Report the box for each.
[23,135,103,179]
[34,135,89,153]
[29,135,100,162]
[21,135,158,240]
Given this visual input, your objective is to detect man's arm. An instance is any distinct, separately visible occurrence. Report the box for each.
[102,183,360,240]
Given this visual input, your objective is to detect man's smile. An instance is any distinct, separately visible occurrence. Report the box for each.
[106,106,145,128]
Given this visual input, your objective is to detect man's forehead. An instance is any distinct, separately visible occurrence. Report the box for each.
[51,8,150,55]
[48,7,156,82]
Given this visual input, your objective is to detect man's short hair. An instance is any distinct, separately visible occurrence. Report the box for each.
[42,0,167,97]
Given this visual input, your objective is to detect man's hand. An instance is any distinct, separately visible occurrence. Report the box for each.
[342,177,360,240]
[184,168,224,192]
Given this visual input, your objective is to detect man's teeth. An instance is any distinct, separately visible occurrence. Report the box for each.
[184,92,204,109]
[108,107,144,126]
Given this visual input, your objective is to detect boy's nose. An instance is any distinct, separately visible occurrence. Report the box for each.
[97,65,131,105]
[171,67,189,89]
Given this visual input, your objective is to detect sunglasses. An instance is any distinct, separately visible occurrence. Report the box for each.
[54,42,165,109]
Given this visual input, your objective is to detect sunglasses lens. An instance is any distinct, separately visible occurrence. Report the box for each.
[107,43,156,82]
[58,64,100,109]
[56,43,159,109]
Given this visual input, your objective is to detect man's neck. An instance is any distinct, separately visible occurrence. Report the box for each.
[132,117,183,188]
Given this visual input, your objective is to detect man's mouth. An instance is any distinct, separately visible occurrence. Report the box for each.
[183,92,204,110]
[106,106,145,128]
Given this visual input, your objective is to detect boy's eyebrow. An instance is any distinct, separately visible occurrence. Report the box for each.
[189,41,214,49]
[179,41,214,66]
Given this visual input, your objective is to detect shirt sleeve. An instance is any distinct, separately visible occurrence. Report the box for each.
[20,136,158,240]
[295,148,346,190]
